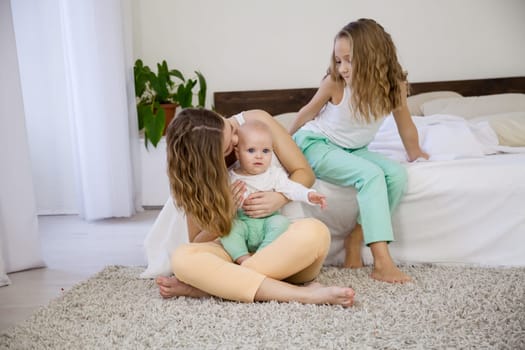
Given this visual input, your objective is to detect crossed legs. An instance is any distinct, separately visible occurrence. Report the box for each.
[156,218,355,306]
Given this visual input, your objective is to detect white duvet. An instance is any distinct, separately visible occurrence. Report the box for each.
[369,114,525,162]
[384,153,525,267]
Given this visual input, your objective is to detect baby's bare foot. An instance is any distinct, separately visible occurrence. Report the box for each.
[371,265,411,283]
[155,276,209,299]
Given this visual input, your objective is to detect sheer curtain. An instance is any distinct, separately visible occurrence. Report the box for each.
[1,0,140,280]
[59,0,141,219]
[1,0,44,282]
[11,0,141,220]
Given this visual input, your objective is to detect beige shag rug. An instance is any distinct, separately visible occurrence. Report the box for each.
[1,265,524,349]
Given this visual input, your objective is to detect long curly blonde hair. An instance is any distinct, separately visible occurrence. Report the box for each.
[328,18,407,123]
[166,108,235,237]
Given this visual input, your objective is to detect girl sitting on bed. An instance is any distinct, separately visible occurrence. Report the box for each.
[289,18,429,283]
[156,108,355,306]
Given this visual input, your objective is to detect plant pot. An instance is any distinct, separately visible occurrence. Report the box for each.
[160,103,178,135]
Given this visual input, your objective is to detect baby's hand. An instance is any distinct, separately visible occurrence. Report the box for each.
[308,192,327,209]
[235,254,251,265]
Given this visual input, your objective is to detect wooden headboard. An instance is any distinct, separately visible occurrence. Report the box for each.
[214,76,525,117]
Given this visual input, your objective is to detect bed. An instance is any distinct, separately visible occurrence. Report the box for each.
[213,76,525,267]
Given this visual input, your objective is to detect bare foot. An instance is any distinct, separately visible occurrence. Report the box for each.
[155,276,209,299]
[370,265,411,283]
[304,282,355,307]
[344,225,364,268]
[369,241,411,283]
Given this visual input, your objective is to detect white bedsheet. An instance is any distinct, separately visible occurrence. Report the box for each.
[388,153,525,266]
[324,153,525,267]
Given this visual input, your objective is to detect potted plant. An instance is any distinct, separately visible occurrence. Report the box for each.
[134,59,207,148]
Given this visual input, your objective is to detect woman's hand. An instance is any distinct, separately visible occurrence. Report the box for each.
[231,180,246,209]
[242,191,288,218]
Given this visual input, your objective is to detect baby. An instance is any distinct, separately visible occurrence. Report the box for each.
[221,120,327,264]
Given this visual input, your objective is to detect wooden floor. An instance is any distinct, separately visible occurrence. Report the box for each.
[0,209,160,331]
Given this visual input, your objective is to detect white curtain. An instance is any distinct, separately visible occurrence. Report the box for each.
[0,0,140,281]
[11,0,141,220]
[59,0,141,220]
[0,0,44,282]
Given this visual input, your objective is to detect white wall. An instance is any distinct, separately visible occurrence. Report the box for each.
[132,0,525,108]
[10,0,525,213]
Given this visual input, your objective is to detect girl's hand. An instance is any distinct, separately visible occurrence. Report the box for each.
[242,191,288,218]
[407,149,430,162]
[231,180,246,209]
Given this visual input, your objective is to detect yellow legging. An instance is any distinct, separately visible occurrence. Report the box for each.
[171,218,330,302]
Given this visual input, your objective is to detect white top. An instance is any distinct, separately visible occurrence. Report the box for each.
[229,165,315,205]
[300,86,388,149]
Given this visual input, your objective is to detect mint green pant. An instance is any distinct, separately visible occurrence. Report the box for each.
[221,211,290,261]
[293,130,407,245]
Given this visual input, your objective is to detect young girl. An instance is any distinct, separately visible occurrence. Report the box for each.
[289,18,429,283]
[222,120,327,265]
[156,108,355,306]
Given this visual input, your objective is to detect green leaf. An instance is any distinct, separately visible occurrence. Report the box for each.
[133,59,148,97]
[153,61,175,103]
[143,102,165,147]
[195,71,207,107]
[169,69,185,82]
[137,103,153,131]
[177,80,197,108]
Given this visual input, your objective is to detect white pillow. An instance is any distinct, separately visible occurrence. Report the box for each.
[421,93,525,118]
[420,115,485,160]
[371,115,486,161]
[407,91,462,116]
[471,112,525,147]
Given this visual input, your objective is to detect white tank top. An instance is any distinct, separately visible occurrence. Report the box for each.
[300,86,388,149]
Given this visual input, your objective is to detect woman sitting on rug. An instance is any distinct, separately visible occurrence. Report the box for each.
[155,108,355,306]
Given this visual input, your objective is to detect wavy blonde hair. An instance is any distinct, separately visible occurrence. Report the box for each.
[328,18,407,123]
[166,108,235,237]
